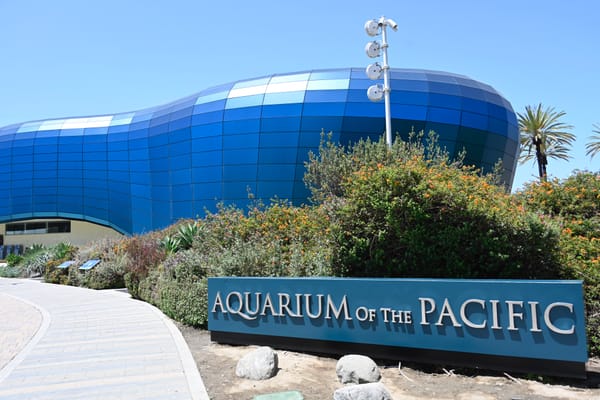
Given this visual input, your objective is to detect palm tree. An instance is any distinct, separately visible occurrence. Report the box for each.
[586,123,600,159]
[518,103,575,182]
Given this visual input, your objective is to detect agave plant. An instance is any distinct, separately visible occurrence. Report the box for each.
[161,235,181,254]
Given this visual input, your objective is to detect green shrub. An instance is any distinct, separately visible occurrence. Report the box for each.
[6,253,23,268]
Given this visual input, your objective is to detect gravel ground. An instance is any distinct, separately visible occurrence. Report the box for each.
[178,325,600,400]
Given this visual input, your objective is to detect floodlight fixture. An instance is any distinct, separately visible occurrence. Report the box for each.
[364,19,380,36]
[365,41,381,58]
[366,62,383,80]
[367,84,384,102]
[363,15,398,148]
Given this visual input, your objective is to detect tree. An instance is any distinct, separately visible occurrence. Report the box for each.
[586,123,600,160]
[517,104,575,182]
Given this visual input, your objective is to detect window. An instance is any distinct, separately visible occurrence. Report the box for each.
[6,221,71,235]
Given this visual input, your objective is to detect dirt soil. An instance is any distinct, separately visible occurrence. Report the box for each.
[178,325,600,400]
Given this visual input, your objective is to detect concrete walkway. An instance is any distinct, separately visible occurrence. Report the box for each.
[0,278,209,400]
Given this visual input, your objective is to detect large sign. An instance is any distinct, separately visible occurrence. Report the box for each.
[208,278,587,364]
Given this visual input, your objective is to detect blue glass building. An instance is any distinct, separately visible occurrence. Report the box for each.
[0,68,518,238]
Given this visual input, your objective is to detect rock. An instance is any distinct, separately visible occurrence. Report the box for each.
[236,346,279,380]
[333,382,392,400]
[336,354,381,384]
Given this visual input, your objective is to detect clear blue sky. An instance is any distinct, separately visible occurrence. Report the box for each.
[1,0,598,191]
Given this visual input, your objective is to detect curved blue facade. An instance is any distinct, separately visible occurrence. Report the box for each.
[0,68,518,235]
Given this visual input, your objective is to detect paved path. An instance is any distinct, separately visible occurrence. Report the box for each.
[0,278,209,400]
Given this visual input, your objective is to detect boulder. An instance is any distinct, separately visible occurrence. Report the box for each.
[336,355,381,384]
[333,382,392,400]
[236,346,279,380]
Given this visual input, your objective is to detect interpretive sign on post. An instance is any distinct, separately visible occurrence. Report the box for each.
[208,278,587,376]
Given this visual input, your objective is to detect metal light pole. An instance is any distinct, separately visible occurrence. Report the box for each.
[365,16,398,148]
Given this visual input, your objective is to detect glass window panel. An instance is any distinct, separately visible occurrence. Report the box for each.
[461,111,488,130]
[346,89,371,102]
[223,182,256,200]
[265,80,307,94]
[258,148,297,164]
[223,132,259,149]
[231,77,270,90]
[427,107,461,125]
[195,91,229,105]
[488,104,508,120]
[261,104,302,118]
[223,118,260,134]
[172,200,192,218]
[348,79,372,90]
[307,79,350,91]
[225,94,264,109]
[300,116,343,133]
[192,166,222,182]
[193,182,221,199]
[191,150,221,167]
[110,113,134,126]
[191,123,222,140]
[193,99,226,114]
[488,117,508,136]
[344,102,385,117]
[171,170,191,185]
[169,117,190,131]
[224,107,261,121]
[341,117,384,133]
[223,164,257,181]
[59,128,84,137]
[257,164,296,180]
[191,135,221,153]
[223,148,257,165]
[169,128,190,144]
[228,85,267,99]
[129,120,151,131]
[309,69,351,81]
[39,119,66,131]
[34,129,60,139]
[302,102,345,116]
[260,117,301,132]
[17,121,43,133]
[459,86,487,101]
[428,93,461,109]
[269,73,310,84]
[191,110,224,125]
[263,91,305,105]
[170,154,191,170]
[304,90,348,103]
[170,140,191,157]
[257,181,292,200]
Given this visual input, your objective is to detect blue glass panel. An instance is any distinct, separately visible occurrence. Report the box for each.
[191,135,221,153]
[148,134,169,148]
[60,128,84,137]
[226,94,264,109]
[129,148,148,160]
[459,86,487,101]
[309,70,351,80]
[427,108,461,125]
[193,182,221,199]
[128,137,148,150]
[131,183,151,199]
[193,99,227,114]
[192,166,222,182]
[344,102,385,117]
[130,171,150,182]
[223,165,257,181]
[171,169,191,185]
[148,123,168,137]
[269,73,310,84]
[191,122,222,138]
[223,119,260,135]
[172,183,193,200]
[260,117,301,132]
[34,135,59,145]
[257,181,293,199]
[223,132,259,149]
[261,104,302,118]
[172,201,192,219]
[304,90,347,103]
[298,131,328,147]
[151,171,169,183]
[108,132,128,143]
[224,107,261,121]
[108,170,129,182]
[191,150,221,167]
[302,102,345,116]
[170,140,191,156]
[428,93,461,109]
[263,91,305,105]
[259,132,299,147]
[461,111,489,130]
[84,127,108,136]
[393,105,428,121]
[151,186,171,201]
[13,138,34,147]
[488,117,508,136]
[388,90,429,105]
[223,182,256,200]
[300,116,343,132]
[257,164,296,180]
[149,114,170,127]
[348,79,372,90]
[488,104,508,120]
[424,122,459,141]
[259,148,298,164]
[223,149,257,165]
[108,124,129,134]
[428,82,461,96]
[34,153,58,162]
[169,117,191,131]
[392,79,429,92]
[457,127,487,146]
